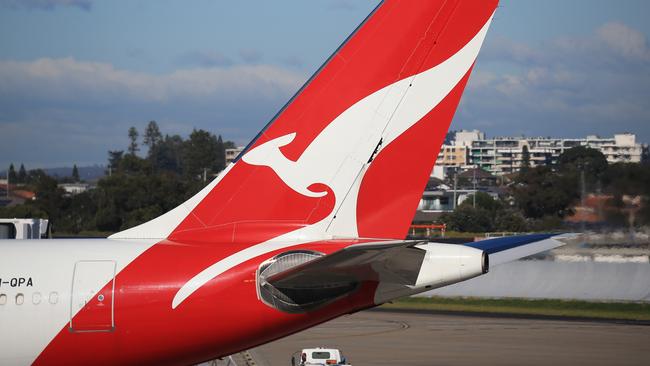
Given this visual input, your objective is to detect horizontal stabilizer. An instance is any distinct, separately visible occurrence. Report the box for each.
[464,233,577,266]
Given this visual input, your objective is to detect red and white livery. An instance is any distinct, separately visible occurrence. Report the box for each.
[0,1,569,365]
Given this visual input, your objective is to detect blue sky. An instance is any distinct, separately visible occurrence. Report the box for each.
[1,0,649,168]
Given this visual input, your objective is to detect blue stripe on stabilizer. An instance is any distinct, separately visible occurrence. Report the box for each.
[464,233,556,254]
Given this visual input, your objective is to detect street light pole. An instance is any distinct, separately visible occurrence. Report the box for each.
[453,172,457,210]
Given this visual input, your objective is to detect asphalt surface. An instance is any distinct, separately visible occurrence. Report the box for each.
[251,309,650,366]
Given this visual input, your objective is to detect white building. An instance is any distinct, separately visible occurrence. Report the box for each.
[225,146,245,165]
[433,130,484,178]
[584,133,644,164]
[454,129,485,147]
[58,183,90,195]
[460,132,645,176]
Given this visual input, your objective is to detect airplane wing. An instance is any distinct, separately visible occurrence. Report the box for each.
[262,234,574,311]
[265,240,427,287]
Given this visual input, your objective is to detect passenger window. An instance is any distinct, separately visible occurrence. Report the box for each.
[0,294,6,305]
[49,292,59,304]
[16,293,24,305]
[33,292,42,305]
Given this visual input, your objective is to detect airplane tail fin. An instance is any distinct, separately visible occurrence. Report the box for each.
[111,0,498,243]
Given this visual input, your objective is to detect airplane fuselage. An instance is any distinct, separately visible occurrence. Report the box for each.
[0,238,369,365]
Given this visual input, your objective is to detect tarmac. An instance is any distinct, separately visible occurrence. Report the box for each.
[249,309,650,366]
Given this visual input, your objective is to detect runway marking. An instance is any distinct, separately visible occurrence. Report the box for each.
[296,317,410,340]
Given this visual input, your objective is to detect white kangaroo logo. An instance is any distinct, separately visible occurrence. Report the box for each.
[242,132,329,198]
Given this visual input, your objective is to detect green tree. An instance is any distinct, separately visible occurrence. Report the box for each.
[143,121,163,170]
[0,204,48,220]
[72,164,80,182]
[29,171,67,223]
[156,134,184,174]
[143,121,163,151]
[514,165,578,219]
[224,140,236,149]
[449,192,526,232]
[128,127,139,156]
[216,135,226,171]
[18,164,27,184]
[24,168,45,186]
[602,163,650,196]
[2,123,238,235]
[494,210,528,232]
[94,171,194,232]
[520,145,530,173]
[108,150,124,172]
[460,191,502,212]
[55,190,97,234]
[118,154,150,175]
[441,205,493,233]
[558,146,608,187]
[8,163,17,183]
[182,129,222,180]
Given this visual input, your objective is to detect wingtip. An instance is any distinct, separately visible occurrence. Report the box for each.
[551,232,583,245]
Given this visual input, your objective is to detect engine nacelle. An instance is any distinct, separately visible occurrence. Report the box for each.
[413,243,488,290]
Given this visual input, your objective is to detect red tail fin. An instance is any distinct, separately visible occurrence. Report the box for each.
[111,0,498,242]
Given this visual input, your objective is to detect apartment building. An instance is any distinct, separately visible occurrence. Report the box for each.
[469,138,553,175]
[437,131,646,177]
[436,145,469,167]
[435,129,483,170]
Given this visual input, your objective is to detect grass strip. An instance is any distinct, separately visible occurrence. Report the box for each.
[382,296,650,321]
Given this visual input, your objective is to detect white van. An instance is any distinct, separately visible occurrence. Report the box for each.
[291,347,351,366]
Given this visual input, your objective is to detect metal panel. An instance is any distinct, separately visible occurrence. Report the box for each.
[69,260,116,332]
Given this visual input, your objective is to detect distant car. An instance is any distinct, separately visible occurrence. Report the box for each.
[291,347,351,366]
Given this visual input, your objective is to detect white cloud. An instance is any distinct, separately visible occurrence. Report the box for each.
[596,22,650,62]
[2,21,650,168]
[0,58,306,167]
[457,22,650,142]
[0,57,304,103]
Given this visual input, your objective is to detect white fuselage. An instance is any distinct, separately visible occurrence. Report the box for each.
[0,239,156,365]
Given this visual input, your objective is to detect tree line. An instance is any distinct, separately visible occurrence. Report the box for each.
[0,121,236,235]
[2,129,649,235]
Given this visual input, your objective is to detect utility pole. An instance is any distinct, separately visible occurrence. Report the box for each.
[453,172,458,210]
[6,165,9,199]
[580,169,587,234]
[580,169,586,208]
